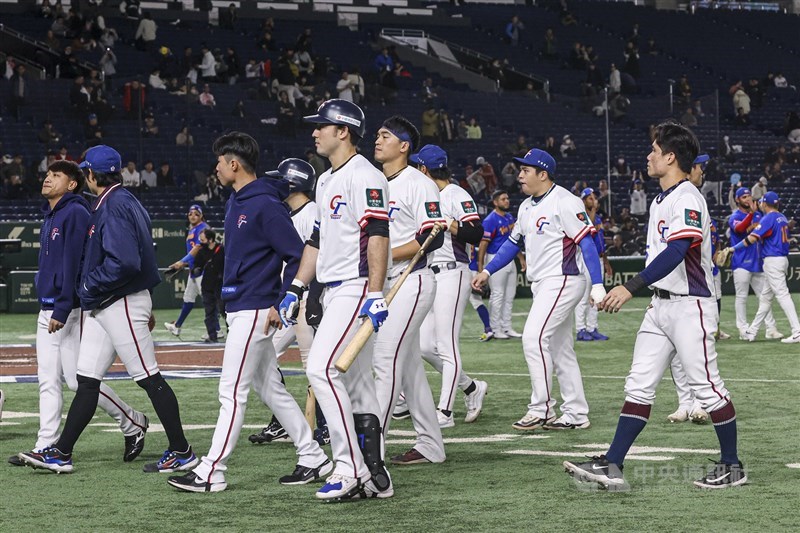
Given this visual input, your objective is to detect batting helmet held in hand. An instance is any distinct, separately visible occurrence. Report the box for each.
[303,99,366,138]
[264,158,316,192]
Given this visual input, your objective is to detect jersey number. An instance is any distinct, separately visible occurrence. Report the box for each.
[781,226,789,243]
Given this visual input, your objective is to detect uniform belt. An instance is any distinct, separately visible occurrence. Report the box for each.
[653,288,688,299]
[429,261,459,274]
[326,277,357,288]
[40,304,54,311]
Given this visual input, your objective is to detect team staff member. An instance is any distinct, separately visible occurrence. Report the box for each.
[10,160,148,467]
[283,99,393,501]
[478,190,525,339]
[565,122,745,490]
[193,228,225,343]
[168,134,331,493]
[164,205,212,339]
[19,145,197,474]
[575,188,611,342]
[728,187,781,339]
[473,149,603,431]
[737,192,800,344]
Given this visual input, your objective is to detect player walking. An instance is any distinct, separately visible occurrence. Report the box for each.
[468,245,494,341]
[168,134,331,492]
[574,188,611,342]
[472,149,604,431]
[18,145,197,474]
[10,160,148,467]
[564,122,746,490]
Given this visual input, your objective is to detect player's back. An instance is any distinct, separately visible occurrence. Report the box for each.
[429,183,479,264]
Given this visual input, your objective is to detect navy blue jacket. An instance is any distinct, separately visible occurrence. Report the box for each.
[36,193,91,323]
[222,178,303,313]
[78,183,161,310]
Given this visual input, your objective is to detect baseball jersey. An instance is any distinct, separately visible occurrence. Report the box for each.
[750,211,790,257]
[645,180,713,297]
[482,210,515,254]
[291,200,317,242]
[387,166,445,278]
[186,221,209,278]
[509,184,594,283]
[315,154,390,284]
[429,183,480,265]
[728,209,763,272]
[591,214,605,255]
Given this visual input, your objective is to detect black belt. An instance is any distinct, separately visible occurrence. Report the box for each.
[653,288,687,299]
[430,261,459,274]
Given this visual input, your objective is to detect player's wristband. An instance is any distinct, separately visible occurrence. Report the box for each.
[732,239,748,251]
[288,279,307,297]
[366,291,384,299]
[623,274,646,294]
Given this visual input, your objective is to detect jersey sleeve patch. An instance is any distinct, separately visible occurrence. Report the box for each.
[425,201,442,218]
[461,200,477,214]
[366,188,385,208]
[576,212,591,225]
[684,208,701,229]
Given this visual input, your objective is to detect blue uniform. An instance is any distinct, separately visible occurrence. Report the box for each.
[186,221,209,278]
[728,209,763,272]
[591,214,605,255]
[751,211,790,257]
[482,211,515,254]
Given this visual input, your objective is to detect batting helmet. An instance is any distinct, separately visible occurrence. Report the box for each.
[303,99,366,138]
[264,158,316,192]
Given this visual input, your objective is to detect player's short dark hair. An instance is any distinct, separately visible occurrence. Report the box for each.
[212,131,259,174]
[48,160,84,192]
[428,167,451,181]
[381,115,420,155]
[492,189,509,201]
[652,121,699,175]
[203,228,216,242]
[87,169,121,188]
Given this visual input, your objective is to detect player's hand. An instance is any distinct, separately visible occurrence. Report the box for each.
[471,271,490,291]
[589,283,607,307]
[148,314,156,332]
[169,261,186,271]
[266,307,282,334]
[599,285,633,313]
[518,256,527,272]
[47,318,65,334]
[446,218,458,235]
[359,292,388,332]
[279,281,305,327]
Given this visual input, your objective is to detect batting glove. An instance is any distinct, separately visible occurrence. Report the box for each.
[590,283,607,307]
[359,292,388,332]
[279,280,305,327]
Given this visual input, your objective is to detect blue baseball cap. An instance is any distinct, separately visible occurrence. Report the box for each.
[409,144,448,169]
[580,187,595,199]
[761,191,780,205]
[693,153,710,166]
[735,187,751,199]
[514,148,557,176]
[79,145,122,173]
[188,204,203,215]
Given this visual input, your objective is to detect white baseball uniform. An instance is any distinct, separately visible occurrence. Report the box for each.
[182,221,207,303]
[373,166,445,463]
[419,183,480,413]
[306,154,389,481]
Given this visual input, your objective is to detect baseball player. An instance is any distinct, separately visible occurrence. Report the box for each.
[468,244,494,341]
[168,134,331,493]
[372,116,446,467]
[564,122,746,490]
[736,192,800,344]
[574,188,611,342]
[282,99,393,501]
[478,190,525,339]
[164,205,214,339]
[10,160,148,468]
[410,144,488,427]
[18,145,198,475]
[472,148,604,431]
[728,187,782,339]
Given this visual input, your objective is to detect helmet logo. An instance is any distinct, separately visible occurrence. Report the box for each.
[286,168,308,180]
[335,114,361,127]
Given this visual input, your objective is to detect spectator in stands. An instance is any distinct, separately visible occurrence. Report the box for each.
[622,41,640,79]
[346,68,365,105]
[2,174,27,200]
[157,162,175,188]
[374,47,394,80]
[149,68,167,90]
[39,0,54,18]
[140,161,157,189]
[51,16,68,38]
[275,50,299,104]
[606,234,627,257]
[542,135,559,159]
[199,84,216,108]
[99,47,117,86]
[1,154,27,188]
[38,150,58,178]
[466,117,482,139]
[746,78,764,108]
[611,156,631,176]
[732,85,750,122]
[439,108,455,143]
[681,107,698,127]
[597,178,610,213]
[569,42,587,70]
[8,64,27,122]
[197,45,217,82]
[420,105,440,146]
[608,63,621,94]
[257,30,277,52]
[121,0,142,19]
[231,99,246,119]
[774,72,789,89]
[121,161,141,188]
[176,126,194,147]
[84,113,103,147]
[122,80,146,119]
[142,114,159,137]
[54,145,73,162]
[788,145,800,164]
[45,30,61,52]
[630,180,647,217]
[677,75,692,106]
[219,3,238,30]
[542,28,558,60]
[505,15,524,46]
[296,28,314,54]
[693,98,705,118]
[336,71,355,102]
[134,12,157,52]
[38,120,62,145]
[421,77,438,103]
[560,134,576,158]
[719,134,736,163]
[474,156,497,196]
[245,58,262,80]
[751,176,767,201]
[570,180,588,196]
[69,75,91,116]
[500,161,519,192]
[609,92,630,123]
[783,111,800,143]
[276,90,296,138]
[293,47,314,78]
[505,135,528,159]
[560,0,577,26]
[586,63,603,89]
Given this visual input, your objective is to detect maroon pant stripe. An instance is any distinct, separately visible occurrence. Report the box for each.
[537,276,568,420]
[697,300,725,402]
[124,297,151,378]
[445,271,464,411]
[99,390,146,431]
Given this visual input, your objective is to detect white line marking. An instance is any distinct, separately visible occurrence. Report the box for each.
[99,423,267,432]
[573,444,718,454]
[0,422,21,426]
[1,411,39,419]
[387,435,523,445]
[504,449,674,461]
[467,372,800,384]
[787,463,800,469]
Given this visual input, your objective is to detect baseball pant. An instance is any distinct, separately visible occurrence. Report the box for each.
[36,308,146,450]
[625,295,730,412]
[733,269,777,332]
[574,263,604,332]
[522,275,589,424]
[273,299,313,368]
[749,256,800,335]
[469,290,484,311]
[201,288,225,339]
[669,358,697,411]
[194,308,328,484]
[306,279,379,481]
[183,275,203,303]
[374,272,445,463]
[420,265,472,412]
[487,253,517,333]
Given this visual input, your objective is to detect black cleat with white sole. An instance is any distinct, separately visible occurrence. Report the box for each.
[168,471,227,493]
[279,459,333,485]
[693,460,747,489]
[123,415,149,462]
[563,455,630,491]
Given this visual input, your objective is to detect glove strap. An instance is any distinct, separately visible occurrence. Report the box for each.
[288,279,306,298]
[367,291,384,300]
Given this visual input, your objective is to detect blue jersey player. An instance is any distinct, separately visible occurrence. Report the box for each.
[575,188,612,341]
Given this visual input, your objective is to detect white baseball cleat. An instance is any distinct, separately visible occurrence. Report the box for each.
[437,410,454,429]
[717,330,731,340]
[780,332,800,344]
[689,408,709,424]
[464,380,488,423]
[493,331,510,340]
[741,330,756,342]
[316,473,361,500]
[766,328,784,340]
[504,329,522,338]
[164,322,181,336]
[667,408,689,423]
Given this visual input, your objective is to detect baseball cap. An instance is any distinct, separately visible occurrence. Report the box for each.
[735,187,751,199]
[580,187,595,199]
[79,145,122,173]
[693,153,709,167]
[759,176,768,185]
[475,156,486,166]
[188,204,203,215]
[761,191,780,205]
[514,148,557,176]
[2,154,12,164]
[88,113,97,120]
[410,145,448,169]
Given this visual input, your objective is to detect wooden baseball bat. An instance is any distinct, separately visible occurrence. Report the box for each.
[304,385,316,430]
[335,223,443,373]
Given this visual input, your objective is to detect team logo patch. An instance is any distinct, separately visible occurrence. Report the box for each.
[237,214,248,228]
[425,201,442,218]
[461,201,477,214]
[576,212,590,225]
[684,209,701,228]
[88,224,96,238]
[366,188,384,208]
[330,195,347,219]
[51,227,60,240]
[657,220,669,243]
[536,216,550,234]
[388,201,400,222]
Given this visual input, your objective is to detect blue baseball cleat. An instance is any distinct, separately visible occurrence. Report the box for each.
[18,447,73,473]
[576,329,593,341]
[589,329,609,341]
[143,447,199,473]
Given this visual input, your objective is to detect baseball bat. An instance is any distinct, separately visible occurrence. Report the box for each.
[335,223,443,373]
[304,385,316,430]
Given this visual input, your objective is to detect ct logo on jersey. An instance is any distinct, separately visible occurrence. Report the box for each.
[237,214,248,228]
[657,220,669,242]
[88,224,96,238]
[536,217,550,234]
[330,195,347,219]
[50,227,60,240]
[388,201,400,222]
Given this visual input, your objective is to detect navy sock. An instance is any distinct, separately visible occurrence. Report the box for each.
[717,298,721,314]
[476,305,491,331]
[464,381,477,396]
[605,401,651,466]
[175,302,194,327]
[711,401,739,464]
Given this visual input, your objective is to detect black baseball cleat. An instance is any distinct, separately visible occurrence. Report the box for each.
[8,454,24,466]
[248,420,289,444]
[123,415,149,462]
[279,459,334,485]
[563,455,630,491]
[693,460,747,489]
[168,472,227,493]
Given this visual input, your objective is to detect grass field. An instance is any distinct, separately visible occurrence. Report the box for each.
[2,295,800,532]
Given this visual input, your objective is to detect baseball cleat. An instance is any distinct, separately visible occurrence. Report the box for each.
[390,448,431,465]
[313,426,331,446]
[350,475,394,500]
[543,417,590,430]
[143,447,199,473]
[693,460,747,489]
[280,459,333,485]
[512,414,555,430]
[391,410,411,420]
[493,331,510,340]
[201,330,225,342]
[168,472,227,493]
[479,331,494,342]
[576,329,593,342]
[248,420,289,443]
[164,322,181,337]
[716,330,731,340]
[392,395,410,420]
[504,329,523,338]
[8,454,25,466]
[564,455,630,491]
[667,408,689,423]
[437,410,455,428]
[316,473,361,500]
[689,408,709,424]
[766,328,784,340]
[464,380,488,423]
[123,415,148,462]
[780,332,800,344]
[741,330,756,342]
[589,329,609,341]
[18,447,73,473]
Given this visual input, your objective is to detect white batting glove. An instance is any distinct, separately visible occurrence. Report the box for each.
[590,283,607,307]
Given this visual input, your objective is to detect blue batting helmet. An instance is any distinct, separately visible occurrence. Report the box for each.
[303,99,366,138]
[265,158,316,192]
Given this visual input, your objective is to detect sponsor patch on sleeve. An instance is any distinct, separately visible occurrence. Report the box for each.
[461,200,477,214]
[366,188,384,208]
[684,208,701,228]
[425,201,442,218]
[576,212,590,225]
